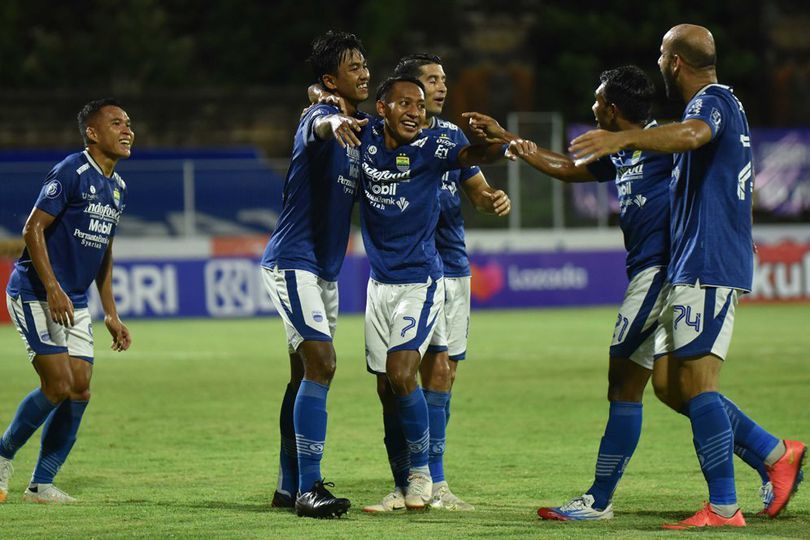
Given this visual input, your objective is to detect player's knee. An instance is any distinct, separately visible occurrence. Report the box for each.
[41,379,72,403]
[71,388,91,402]
[423,357,452,392]
[386,367,415,395]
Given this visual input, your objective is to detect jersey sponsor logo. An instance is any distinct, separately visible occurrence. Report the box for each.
[337,174,357,195]
[362,162,410,182]
[634,194,647,208]
[88,218,113,235]
[436,118,456,130]
[73,228,110,249]
[688,98,703,116]
[441,173,458,197]
[395,197,409,212]
[368,145,377,155]
[434,145,449,159]
[84,202,122,223]
[44,180,62,199]
[711,108,722,128]
[395,154,410,172]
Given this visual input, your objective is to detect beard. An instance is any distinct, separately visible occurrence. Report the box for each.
[661,67,679,101]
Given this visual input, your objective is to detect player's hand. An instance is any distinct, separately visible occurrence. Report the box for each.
[569,129,626,166]
[104,314,131,352]
[462,112,506,143]
[505,139,537,160]
[329,115,368,148]
[46,284,74,327]
[317,93,348,115]
[482,189,511,216]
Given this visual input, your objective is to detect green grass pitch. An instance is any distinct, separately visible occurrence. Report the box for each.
[1,304,808,539]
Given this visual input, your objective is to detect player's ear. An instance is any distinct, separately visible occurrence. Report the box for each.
[85,126,98,145]
[322,73,338,92]
[376,100,386,117]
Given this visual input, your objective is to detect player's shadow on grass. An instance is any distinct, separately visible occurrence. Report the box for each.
[176,501,275,513]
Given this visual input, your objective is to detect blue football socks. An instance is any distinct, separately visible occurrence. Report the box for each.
[383,412,409,489]
[688,392,737,509]
[294,380,328,494]
[586,401,642,510]
[423,389,450,483]
[397,387,430,469]
[277,382,298,497]
[32,400,88,484]
[720,395,780,471]
[0,388,57,460]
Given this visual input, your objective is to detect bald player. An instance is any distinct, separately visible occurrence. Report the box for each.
[571,24,806,530]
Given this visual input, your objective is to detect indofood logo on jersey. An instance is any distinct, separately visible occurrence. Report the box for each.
[361,162,410,183]
[84,202,122,224]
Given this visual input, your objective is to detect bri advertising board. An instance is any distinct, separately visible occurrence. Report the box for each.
[1,244,809,323]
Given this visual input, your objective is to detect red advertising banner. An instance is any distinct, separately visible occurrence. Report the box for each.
[747,241,810,302]
[0,259,12,322]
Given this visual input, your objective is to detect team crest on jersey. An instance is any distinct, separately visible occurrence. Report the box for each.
[312,311,324,323]
[113,188,121,208]
[44,180,62,199]
[395,154,410,172]
[631,150,642,164]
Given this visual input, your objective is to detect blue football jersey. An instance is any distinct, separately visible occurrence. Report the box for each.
[7,151,127,308]
[669,85,754,291]
[261,104,367,281]
[587,121,672,279]
[424,117,481,278]
[360,119,465,284]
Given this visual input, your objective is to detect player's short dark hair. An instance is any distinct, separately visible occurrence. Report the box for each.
[308,30,366,85]
[77,98,124,145]
[375,76,426,103]
[599,66,655,125]
[393,53,442,79]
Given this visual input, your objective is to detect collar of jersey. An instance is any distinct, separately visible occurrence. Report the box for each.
[83,149,116,179]
[694,83,732,98]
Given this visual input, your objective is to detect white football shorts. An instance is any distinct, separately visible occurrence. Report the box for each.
[7,294,95,363]
[365,277,445,375]
[609,266,667,369]
[653,281,740,361]
[261,266,338,353]
[428,276,470,361]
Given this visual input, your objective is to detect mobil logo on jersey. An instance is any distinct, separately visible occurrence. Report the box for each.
[748,240,810,302]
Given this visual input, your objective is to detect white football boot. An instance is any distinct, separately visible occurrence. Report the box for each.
[430,481,474,511]
[362,487,405,513]
[23,483,77,504]
[0,457,13,503]
[404,472,432,510]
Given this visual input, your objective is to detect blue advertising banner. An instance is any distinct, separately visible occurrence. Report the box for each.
[82,251,628,320]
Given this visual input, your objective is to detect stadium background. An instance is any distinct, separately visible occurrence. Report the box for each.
[1,0,808,321]
[0,2,809,537]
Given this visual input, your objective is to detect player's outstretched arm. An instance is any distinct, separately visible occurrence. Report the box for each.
[22,207,74,327]
[521,147,596,183]
[96,239,131,352]
[569,119,712,165]
[458,139,536,168]
[313,114,368,148]
[461,173,511,216]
